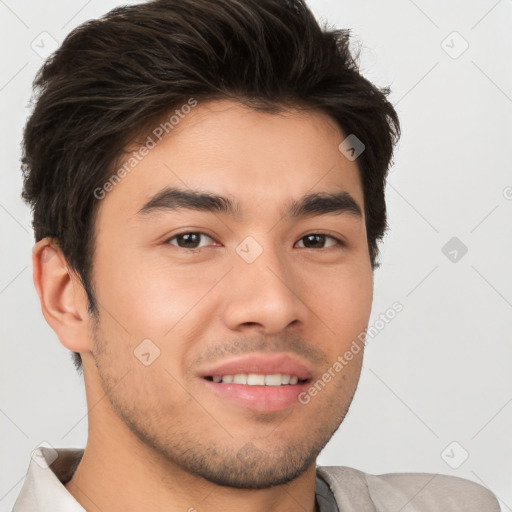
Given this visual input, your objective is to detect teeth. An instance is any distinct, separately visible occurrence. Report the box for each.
[264,374,282,386]
[210,373,304,385]
[247,374,265,385]
[233,374,247,384]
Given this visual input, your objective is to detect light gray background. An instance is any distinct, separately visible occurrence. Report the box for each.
[1,0,511,510]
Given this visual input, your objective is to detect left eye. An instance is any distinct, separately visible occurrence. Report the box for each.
[166,232,215,249]
[295,234,342,249]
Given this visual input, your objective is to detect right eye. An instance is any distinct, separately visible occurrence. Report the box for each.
[164,231,217,250]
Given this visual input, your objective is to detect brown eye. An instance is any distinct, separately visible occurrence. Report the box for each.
[166,232,215,249]
[295,234,343,249]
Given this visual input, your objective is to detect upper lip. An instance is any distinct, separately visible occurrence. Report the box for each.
[198,353,314,381]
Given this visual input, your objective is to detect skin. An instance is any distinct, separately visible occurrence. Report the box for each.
[33,99,374,512]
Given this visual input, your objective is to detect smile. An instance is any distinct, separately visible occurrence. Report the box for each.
[204,373,307,385]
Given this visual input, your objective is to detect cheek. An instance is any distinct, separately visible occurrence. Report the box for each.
[299,261,373,338]
[93,245,224,341]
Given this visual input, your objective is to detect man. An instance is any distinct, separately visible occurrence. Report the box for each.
[14,0,500,510]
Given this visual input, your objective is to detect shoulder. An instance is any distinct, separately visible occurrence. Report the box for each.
[317,465,501,511]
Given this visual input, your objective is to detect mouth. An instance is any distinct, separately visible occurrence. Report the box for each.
[204,373,309,385]
[198,354,314,412]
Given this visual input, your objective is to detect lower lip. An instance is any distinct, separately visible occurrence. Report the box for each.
[201,379,310,412]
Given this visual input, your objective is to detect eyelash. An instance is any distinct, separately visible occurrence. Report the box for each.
[164,231,345,250]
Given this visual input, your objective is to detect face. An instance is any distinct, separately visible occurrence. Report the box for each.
[86,99,373,488]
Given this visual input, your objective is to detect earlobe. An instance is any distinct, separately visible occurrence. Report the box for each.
[32,237,92,353]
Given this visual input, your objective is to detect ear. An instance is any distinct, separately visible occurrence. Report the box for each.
[32,237,92,354]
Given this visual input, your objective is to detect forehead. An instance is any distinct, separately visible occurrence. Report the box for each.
[97,99,365,222]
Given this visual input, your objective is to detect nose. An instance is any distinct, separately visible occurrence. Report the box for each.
[221,240,309,335]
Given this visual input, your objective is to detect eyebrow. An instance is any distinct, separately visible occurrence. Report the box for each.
[137,187,363,221]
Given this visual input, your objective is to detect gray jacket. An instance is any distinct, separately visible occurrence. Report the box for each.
[317,465,500,511]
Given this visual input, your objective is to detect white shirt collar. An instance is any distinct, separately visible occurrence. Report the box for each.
[13,445,85,512]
